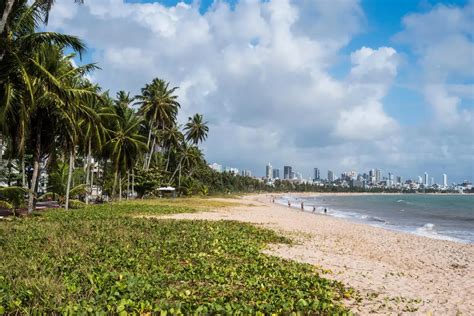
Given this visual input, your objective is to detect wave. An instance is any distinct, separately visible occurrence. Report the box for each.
[413,223,466,243]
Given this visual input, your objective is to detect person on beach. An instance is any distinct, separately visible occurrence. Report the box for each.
[312,206,316,213]
[301,202,304,210]
[324,208,327,214]
[288,201,291,207]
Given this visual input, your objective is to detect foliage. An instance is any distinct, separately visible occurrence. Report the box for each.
[0,186,27,209]
[0,201,350,314]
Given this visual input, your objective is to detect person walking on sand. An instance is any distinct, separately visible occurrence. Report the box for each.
[301,202,304,211]
[288,200,291,208]
[312,206,316,213]
[324,208,327,214]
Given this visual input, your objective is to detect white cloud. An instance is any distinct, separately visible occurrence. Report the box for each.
[46,0,473,181]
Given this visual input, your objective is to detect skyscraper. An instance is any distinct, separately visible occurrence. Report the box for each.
[265,163,273,179]
[443,174,448,187]
[328,170,335,182]
[273,169,280,179]
[388,172,394,187]
[375,169,381,184]
[424,172,429,186]
[313,168,320,181]
[283,166,292,180]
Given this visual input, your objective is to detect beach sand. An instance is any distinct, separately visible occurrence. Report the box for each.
[150,193,474,315]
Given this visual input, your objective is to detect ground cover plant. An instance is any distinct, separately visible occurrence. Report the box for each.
[0,200,350,314]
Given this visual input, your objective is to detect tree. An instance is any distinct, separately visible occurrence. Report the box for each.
[106,103,146,200]
[184,113,209,145]
[135,79,180,170]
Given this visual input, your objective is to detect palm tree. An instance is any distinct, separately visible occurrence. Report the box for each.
[107,104,146,200]
[135,78,180,170]
[184,113,209,145]
[161,125,184,172]
[0,0,84,46]
[169,141,203,191]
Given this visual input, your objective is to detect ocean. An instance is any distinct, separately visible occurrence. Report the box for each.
[277,194,474,244]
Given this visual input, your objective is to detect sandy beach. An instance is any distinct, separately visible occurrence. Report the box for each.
[154,193,474,315]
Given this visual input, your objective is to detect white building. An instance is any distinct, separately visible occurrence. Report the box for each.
[443,174,448,188]
[209,163,223,173]
[424,172,429,187]
[265,163,273,179]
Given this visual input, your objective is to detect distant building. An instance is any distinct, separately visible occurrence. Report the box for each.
[265,163,273,179]
[431,177,435,186]
[224,167,239,175]
[375,169,381,184]
[328,170,335,182]
[313,168,320,181]
[273,168,280,179]
[396,176,402,184]
[424,172,429,186]
[283,166,292,180]
[388,172,394,187]
[241,170,252,177]
[209,163,222,173]
[418,176,423,184]
[443,174,448,187]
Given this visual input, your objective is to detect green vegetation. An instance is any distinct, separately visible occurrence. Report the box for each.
[0,201,350,314]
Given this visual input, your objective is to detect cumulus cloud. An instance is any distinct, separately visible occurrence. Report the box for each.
[46,0,473,181]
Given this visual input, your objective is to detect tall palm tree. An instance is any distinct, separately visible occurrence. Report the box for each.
[135,78,180,170]
[0,0,85,158]
[161,125,184,172]
[184,113,209,145]
[107,104,146,200]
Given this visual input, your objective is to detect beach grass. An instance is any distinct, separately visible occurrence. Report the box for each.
[0,200,350,314]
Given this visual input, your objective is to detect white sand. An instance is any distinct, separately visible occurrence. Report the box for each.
[150,194,474,314]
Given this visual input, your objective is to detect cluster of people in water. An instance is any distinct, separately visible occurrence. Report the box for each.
[270,196,327,214]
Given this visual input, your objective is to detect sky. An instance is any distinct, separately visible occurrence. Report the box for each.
[46,0,474,183]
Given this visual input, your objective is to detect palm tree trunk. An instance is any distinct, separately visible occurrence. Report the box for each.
[65,149,75,211]
[143,126,153,169]
[90,161,94,202]
[27,136,41,214]
[21,156,26,188]
[131,169,135,199]
[112,167,118,199]
[178,164,182,195]
[146,136,156,170]
[85,139,91,204]
[119,171,122,201]
[0,0,16,60]
[127,170,130,200]
[165,149,171,172]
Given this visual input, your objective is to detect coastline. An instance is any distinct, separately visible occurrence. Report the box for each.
[158,193,474,314]
[276,192,473,244]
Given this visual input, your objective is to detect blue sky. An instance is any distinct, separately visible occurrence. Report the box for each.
[49,0,474,183]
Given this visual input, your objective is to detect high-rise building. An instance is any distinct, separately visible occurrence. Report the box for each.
[273,169,280,179]
[388,172,394,187]
[328,170,335,182]
[313,168,320,181]
[369,169,376,183]
[375,169,381,184]
[265,163,273,179]
[283,166,292,180]
[396,176,402,184]
[418,176,423,184]
[424,172,429,186]
[443,174,448,187]
[431,177,434,186]
[241,170,252,177]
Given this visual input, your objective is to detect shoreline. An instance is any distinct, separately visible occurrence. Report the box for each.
[273,192,473,244]
[159,193,474,314]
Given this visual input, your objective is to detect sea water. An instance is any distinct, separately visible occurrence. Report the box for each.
[277,194,474,244]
